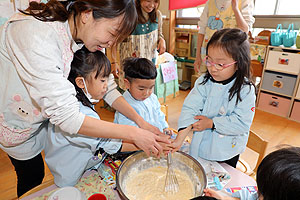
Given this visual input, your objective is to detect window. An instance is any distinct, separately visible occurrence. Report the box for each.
[276,0,300,15]
[254,0,277,15]
[254,0,300,16]
[176,7,204,18]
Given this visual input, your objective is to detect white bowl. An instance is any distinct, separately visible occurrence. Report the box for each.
[48,186,86,200]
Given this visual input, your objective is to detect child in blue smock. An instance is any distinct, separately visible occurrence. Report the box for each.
[203,147,300,200]
[44,47,138,187]
[172,28,256,168]
[114,57,169,133]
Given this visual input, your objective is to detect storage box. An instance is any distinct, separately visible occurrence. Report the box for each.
[175,48,188,57]
[290,101,300,122]
[176,42,189,49]
[265,50,300,74]
[296,83,300,99]
[261,71,297,96]
[258,92,291,117]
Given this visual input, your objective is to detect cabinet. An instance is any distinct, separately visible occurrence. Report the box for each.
[174,28,198,85]
[174,28,198,60]
[257,46,300,122]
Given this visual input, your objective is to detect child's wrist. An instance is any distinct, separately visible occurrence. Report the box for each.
[176,131,187,142]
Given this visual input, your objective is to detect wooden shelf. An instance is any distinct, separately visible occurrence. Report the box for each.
[260,89,292,98]
[257,46,300,122]
[264,68,299,76]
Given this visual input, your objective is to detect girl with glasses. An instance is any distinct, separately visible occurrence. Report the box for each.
[172,28,256,168]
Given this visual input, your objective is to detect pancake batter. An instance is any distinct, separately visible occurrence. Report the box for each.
[124,166,195,200]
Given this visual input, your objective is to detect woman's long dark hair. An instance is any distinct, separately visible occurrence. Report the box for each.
[20,0,137,43]
[136,0,160,24]
[68,46,111,109]
[201,28,253,104]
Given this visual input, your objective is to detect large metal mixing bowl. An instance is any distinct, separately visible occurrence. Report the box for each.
[116,151,207,200]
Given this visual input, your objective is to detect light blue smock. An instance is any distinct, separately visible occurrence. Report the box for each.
[178,74,256,161]
[44,102,122,187]
[114,90,168,132]
[232,189,258,200]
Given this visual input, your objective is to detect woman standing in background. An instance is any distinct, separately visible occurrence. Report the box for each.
[193,0,255,73]
[111,0,166,90]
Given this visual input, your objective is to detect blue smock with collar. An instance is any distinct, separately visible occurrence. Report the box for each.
[178,74,256,161]
[44,102,122,187]
[114,90,168,132]
[232,189,258,200]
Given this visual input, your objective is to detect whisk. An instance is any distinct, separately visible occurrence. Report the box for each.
[164,152,179,193]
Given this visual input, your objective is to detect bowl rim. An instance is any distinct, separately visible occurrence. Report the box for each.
[116,151,207,200]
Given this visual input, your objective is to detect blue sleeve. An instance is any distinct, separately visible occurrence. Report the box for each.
[97,138,122,155]
[153,94,168,129]
[213,84,256,136]
[178,76,206,129]
[114,111,138,127]
[232,189,258,200]
[61,104,100,151]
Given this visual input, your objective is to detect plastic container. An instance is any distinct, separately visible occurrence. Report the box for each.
[88,193,107,200]
[48,187,86,200]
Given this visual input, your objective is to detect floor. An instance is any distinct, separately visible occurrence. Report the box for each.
[1,90,300,200]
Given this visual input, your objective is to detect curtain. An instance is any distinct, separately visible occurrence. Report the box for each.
[169,0,208,10]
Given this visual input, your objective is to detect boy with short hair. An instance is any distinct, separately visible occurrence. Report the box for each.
[114,57,168,133]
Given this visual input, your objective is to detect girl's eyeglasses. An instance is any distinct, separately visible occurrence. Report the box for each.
[203,56,236,70]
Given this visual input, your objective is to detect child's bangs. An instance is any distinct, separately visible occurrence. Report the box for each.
[95,61,111,79]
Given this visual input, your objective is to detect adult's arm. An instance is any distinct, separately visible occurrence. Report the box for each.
[231,0,249,33]
[232,0,255,33]
[194,0,209,72]
[194,33,205,73]
[240,0,255,31]
[157,10,166,55]
[6,18,167,155]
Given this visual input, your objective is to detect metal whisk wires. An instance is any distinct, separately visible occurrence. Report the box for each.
[164,152,179,194]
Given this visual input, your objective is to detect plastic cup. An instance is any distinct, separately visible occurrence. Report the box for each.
[88,193,107,200]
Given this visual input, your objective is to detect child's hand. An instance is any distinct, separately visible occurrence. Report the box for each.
[157,38,166,55]
[192,115,213,132]
[111,62,120,78]
[204,188,238,200]
[169,137,184,153]
[158,141,173,155]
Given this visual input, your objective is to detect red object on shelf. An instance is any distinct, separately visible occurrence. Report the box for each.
[169,0,208,10]
[88,193,107,200]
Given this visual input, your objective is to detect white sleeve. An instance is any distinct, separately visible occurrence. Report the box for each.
[198,0,210,34]
[103,74,122,106]
[241,0,255,30]
[6,20,84,134]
